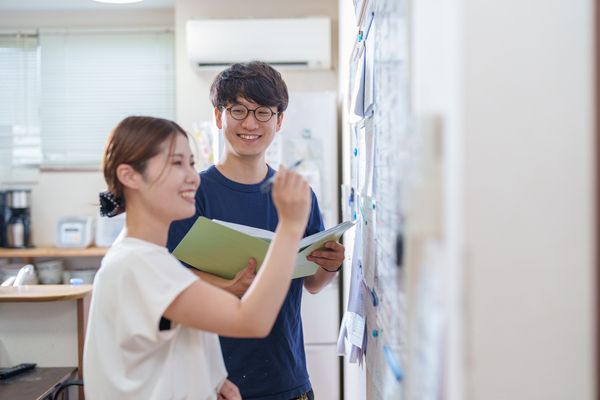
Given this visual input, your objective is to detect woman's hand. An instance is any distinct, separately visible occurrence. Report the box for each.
[271,166,311,236]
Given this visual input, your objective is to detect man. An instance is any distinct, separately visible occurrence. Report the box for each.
[168,61,344,400]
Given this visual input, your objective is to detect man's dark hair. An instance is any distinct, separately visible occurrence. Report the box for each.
[209,61,289,112]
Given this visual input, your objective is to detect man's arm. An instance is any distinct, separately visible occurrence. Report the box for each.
[303,241,345,294]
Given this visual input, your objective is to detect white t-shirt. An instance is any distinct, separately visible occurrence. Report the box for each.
[84,237,227,400]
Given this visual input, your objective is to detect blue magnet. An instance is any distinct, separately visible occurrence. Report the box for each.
[354,148,358,156]
[370,288,378,306]
[383,346,403,382]
[371,329,378,338]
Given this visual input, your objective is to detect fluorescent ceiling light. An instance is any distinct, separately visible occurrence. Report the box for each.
[92,0,144,4]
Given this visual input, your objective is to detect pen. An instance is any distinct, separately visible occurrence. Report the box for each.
[260,159,304,193]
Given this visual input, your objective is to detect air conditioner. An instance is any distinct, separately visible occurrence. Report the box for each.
[186,17,331,70]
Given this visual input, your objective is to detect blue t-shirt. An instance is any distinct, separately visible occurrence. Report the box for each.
[167,165,324,400]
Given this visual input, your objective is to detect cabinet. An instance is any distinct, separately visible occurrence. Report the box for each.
[0,248,102,381]
[0,367,78,400]
[0,285,92,379]
[301,282,340,399]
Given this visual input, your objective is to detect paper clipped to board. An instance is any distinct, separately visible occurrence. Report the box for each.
[173,217,355,280]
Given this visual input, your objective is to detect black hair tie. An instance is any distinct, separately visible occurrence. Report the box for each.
[99,191,124,217]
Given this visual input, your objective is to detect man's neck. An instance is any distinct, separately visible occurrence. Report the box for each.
[216,154,269,184]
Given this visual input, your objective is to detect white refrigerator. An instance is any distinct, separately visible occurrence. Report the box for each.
[268,91,340,399]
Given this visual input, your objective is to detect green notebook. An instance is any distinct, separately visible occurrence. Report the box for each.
[172,217,355,280]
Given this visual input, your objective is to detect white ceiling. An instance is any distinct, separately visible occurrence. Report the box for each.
[0,0,174,11]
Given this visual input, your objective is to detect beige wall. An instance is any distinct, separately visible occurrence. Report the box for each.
[174,0,339,134]
[0,8,173,29]
[0,9,174,246]
[1,2,339,246]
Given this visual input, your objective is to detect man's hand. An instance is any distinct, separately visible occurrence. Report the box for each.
[224,258,257,298]
[218,379,241,400]
[307,241,345,272]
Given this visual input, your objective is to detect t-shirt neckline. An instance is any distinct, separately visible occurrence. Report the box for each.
[208,164,275,193]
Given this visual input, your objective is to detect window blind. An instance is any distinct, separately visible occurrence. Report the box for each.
[0,33,41,183]
[39,29,175,167]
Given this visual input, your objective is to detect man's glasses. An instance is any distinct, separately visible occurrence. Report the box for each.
[225,104,278,122]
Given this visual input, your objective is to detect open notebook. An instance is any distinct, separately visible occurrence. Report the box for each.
[172,217,355,280]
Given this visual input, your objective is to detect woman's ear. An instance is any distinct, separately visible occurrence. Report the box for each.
[116,164,141,189]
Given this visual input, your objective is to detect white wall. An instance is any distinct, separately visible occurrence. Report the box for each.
[462,0,595,399]
[411,0,466,399]
[410,0,595,398]
[174,0,339,138]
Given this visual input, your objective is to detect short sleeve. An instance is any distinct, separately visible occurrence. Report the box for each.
[305,190,325,237]
[113,250,197,352]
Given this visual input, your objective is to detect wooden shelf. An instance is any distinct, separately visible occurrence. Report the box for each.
[0,247,107,258]
[0,284,93,302]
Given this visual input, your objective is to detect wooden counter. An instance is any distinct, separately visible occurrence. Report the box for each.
[0,284,93,302]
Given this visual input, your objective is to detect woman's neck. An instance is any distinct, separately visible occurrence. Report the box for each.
[124,204,169,247]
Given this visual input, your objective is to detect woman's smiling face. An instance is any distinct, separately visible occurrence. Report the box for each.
[138,133,200,223]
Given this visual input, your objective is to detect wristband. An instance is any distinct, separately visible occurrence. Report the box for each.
[319,264,342,273]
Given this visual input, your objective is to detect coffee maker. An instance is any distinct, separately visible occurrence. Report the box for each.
[5,190,32,248]
[0,191,6,247]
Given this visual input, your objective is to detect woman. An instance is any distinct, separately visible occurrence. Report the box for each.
[83,116,310,399]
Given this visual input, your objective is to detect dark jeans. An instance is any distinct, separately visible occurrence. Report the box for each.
[290,389,315,400]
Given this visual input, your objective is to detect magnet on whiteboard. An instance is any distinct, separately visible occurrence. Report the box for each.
[369,288,378,306]
[396,233,403,267]
[383,345,403,382]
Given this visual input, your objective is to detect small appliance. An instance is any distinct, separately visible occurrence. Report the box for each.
[0,191,7,247]
[5,190,32,248]
[56,216,95,248]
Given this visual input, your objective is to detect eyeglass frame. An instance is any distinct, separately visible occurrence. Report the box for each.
[223,104,280,123]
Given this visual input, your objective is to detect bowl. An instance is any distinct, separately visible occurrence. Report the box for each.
[35,259,64,284]
[64,269,97,284]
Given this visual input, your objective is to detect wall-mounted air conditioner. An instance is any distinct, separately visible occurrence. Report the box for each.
[186,17,331,70]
